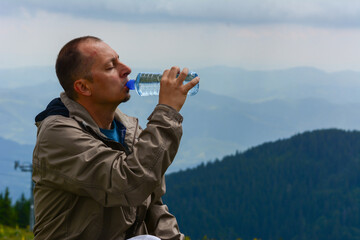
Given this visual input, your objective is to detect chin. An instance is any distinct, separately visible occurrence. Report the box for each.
[121,94,131,103]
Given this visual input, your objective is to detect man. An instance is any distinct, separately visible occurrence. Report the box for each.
[32,36,199,239]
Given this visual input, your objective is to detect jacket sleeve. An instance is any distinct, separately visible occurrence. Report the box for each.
[33,104,182,207]
[145,180,185,240]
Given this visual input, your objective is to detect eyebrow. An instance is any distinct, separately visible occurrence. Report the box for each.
[105,55,120,66]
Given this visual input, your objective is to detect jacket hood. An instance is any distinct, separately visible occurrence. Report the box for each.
[35,98,69,123]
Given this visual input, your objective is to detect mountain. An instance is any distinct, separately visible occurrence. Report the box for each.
[2,65,360,105]
[1,66,360,233]
[1,66,360,172]
[2,81,360,172]
[163,129,360,240]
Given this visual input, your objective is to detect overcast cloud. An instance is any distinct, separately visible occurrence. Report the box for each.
[1,0,360,71]
[2,0,360,27]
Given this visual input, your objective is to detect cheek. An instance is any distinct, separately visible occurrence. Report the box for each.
[94,74,117,88]
[91,72,124,95]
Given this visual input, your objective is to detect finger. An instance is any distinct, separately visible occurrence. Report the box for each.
[168,66,180,80]
[176,67,189,85]
[162,69,170,79]
[183,76,200,93]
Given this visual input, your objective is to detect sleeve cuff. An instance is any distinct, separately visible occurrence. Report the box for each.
[147,104,184,123]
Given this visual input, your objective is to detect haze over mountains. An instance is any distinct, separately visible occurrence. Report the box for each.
[1,65,360,200]
[198,66,360,104]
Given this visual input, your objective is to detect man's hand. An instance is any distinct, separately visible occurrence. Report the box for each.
[158,66,200,112]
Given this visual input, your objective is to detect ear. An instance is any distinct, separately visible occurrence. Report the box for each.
[74,79,92,97]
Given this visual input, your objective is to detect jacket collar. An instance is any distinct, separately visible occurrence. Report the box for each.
[60,92,138,140]
[35,92,138,144]
[60,92,100,133]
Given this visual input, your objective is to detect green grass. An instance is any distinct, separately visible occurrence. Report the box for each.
[0,225,33,240]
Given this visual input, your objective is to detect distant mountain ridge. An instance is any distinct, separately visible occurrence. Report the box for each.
[2,65,360,103]
[1,65,360,199]
[163,129,360,240]
[197,66,360,104]
[1,65,360,172]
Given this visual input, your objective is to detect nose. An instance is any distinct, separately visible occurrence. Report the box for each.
[117,61,132,78]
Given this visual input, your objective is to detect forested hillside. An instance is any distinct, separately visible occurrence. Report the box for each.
[163,129,360,240]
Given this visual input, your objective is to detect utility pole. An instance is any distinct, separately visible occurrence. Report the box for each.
[14,161,34,231]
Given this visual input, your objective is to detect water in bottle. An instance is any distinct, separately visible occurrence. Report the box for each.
[126,72,199,96]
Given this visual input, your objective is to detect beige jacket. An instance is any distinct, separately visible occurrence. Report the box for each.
[32,92,185,240]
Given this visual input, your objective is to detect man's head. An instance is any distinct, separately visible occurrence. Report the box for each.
[56,36,132,106]
[56,36,101,100]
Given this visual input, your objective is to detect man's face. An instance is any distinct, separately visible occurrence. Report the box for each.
[79,40,132,105]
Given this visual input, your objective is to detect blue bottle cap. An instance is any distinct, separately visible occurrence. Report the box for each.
[126,79,135,90]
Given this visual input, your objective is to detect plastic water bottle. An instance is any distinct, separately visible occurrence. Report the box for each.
[126,72,199,96]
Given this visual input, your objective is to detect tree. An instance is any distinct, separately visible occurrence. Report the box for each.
[0,187,16,226]
[14,193,30,228]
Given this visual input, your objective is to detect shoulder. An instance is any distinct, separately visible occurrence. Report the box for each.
[37,115,84,143]
[39,115,81,131]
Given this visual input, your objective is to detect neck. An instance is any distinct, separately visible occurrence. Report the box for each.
[77,99,117,129]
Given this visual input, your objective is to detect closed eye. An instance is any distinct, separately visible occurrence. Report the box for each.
[105,56,119,70]
[105,63,116,70]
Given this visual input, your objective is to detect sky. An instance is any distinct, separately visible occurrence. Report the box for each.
[1,0,360,72]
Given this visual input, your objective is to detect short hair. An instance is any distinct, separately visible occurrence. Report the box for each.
[55,36,102,99]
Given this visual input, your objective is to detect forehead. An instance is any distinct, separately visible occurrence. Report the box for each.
[78,40,117,64]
